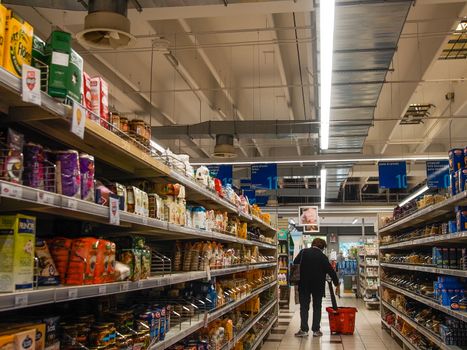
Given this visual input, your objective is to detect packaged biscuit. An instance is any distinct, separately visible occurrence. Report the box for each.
[2,10,33,78]
[35,239,59,286]
[0,4,8,67]
[14,329,35,350]
[0,214,36,292]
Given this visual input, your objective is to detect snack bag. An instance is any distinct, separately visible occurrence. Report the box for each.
[35,239,59,286]
[66,238,98,285]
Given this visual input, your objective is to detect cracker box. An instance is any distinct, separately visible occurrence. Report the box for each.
[2,10,33,78]
[90,77,109,128]
[0,4,8,67]
[0,214,36,292]
[66,49,83,102]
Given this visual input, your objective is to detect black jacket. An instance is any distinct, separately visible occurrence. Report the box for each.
[293,247,339,296]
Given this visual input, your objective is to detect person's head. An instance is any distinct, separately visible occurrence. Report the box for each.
[311,238,327,250]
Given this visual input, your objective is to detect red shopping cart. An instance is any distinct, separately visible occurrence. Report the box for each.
[326,280,358,335]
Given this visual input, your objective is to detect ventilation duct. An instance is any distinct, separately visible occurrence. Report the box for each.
[212,134,237,159]
[76,0,135,49]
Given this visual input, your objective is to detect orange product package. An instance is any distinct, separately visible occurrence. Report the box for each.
[66,237,98,285]
[93,239,109,284]
[47,237,73,281]
[106,241,116,283]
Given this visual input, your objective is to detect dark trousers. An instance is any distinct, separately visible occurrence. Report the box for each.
[299,287,323,332]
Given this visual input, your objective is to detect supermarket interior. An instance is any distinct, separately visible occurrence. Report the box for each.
[0,0,466,349]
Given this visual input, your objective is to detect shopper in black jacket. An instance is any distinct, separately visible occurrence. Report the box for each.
[294,238,340,337]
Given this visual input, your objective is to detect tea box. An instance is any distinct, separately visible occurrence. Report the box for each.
[2,10,33,78]
[66,49,83,102]
[46,31,71,99]
[0,214,36,292]
[0,4,8,67]
[90,77,109,128]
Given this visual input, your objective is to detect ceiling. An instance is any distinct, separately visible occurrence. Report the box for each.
[6,0,467,207]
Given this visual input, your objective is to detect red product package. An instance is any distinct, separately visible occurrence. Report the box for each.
[47,237,73,282]
[93,239,117,284]
[90,77,109,129]
[83,72,95,121]
[66,237,99,285]
[214,179,223,197]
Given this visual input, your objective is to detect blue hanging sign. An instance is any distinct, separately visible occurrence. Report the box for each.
[378,161,407,189]
[243,189,256,204]
[426,160,449,188]
[251,164,278,189]
[207,165,233,186]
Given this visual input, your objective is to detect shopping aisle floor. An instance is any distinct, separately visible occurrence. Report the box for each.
[261,292,401,350]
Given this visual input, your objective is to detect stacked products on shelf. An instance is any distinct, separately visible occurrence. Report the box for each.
[358,243,379,306]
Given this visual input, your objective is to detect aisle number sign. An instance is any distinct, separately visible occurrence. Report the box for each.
[426,160,449,188]
[251,164,278,189]
[378,161,407,189]
[207,165,233,185]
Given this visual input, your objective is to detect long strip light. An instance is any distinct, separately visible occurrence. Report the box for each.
[319,0,336,150]
[320,168,327,209]
[399,185,429,207]
[352,218,358,225]
[191,154,448,166]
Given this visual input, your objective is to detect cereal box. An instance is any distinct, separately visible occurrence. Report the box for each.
[0,214,36,292]
[2,10,33,78]
[0,4,8,67]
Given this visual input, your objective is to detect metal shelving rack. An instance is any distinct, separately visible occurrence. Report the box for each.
[378,194,467,349]
[358,243,380,308]
[0,66,279,348]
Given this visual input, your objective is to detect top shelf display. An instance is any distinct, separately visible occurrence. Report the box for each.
[0,67,276,233]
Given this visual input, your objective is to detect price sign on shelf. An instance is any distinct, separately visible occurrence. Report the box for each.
[14,294,28,306]
[1,183,22,199]
[109,195,120,225]
[21,64,41,105]
[37,191,55,205]
[71,100,86,139]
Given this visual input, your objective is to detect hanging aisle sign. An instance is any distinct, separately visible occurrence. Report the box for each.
[207,165,233,185]
[251,164,278,189]
[378,161,407,189]
[426,160,449,188]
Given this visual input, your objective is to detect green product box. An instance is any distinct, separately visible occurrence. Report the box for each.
[32,35,48,91]
[66,49,83,103]
[0,214,36,292]
[46,30,71,54]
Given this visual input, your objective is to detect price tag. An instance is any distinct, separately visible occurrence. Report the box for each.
[68,288,78,299]
[137,280,143,289]
[22,64,41,105]
[1,183,22,198]
[71,100,86,139]
[109,196,120,225]
[14,294,28,306]
[122,282,130,292]
[37,191,55,205]
[98,286,106,295]
[67,199,78,210]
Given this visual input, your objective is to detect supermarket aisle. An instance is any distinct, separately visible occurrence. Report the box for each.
[262,292,401,350]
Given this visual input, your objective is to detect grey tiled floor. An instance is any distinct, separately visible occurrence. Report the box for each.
[262,291,401,350]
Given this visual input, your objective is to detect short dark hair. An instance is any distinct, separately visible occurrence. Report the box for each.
[312,238,327,249]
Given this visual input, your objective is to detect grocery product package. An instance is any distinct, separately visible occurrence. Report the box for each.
[46,30,71,99]
[0,214,36,292]
[55,150,81,198]
[0,128,24,184]
[35,238,59,286]
[65,237,99,285]
[0,4,8,67]
[66,49,83,102]
[90,77,109,128]
[23,143,45,190]
[2,10,33,78]
[79,153,95,202]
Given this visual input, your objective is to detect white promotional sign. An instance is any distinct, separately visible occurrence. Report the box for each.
[298,206,320,233]
[71,101,86,139]
[22,64,41,105]
[109,196,120,225]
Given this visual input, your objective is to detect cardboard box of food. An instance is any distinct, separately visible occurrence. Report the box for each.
[90,76,109,128]
[0,4,8,67]
[0,214,36,292]
[2,10,33,78]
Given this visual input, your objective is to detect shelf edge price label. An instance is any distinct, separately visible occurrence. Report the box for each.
[68,288,78,299]
[22,64,41,106]
[109,196,120,225]
[122,282,130,292]
[1,183,22,199]
[37,191,55,205]
[14,294,28,306]
[67,198,78,210]
[71,100,86,139]
[98,286,106,295]
[137,280,143,289]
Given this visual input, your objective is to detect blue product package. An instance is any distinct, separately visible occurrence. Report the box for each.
[449,148,464,173]
[459,169,467,193]
[451,173,458,196]
[456,206,467,232]
[152,308,161,340]
[449,220,457,234]
[159,307,166,340]
[442,289,450,306]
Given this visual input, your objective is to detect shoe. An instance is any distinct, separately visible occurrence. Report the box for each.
[312,331,323,337]
[294,330,308,337]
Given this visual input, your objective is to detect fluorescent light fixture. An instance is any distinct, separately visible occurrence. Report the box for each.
[399,185,429,207]
[319,0,336,150]
[352,218,358,225]
[320,168,327,209]
[191,154,448,166]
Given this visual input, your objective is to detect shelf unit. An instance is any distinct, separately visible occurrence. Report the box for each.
[0,66,279,349]
[379,193,467,349]
[381,319,420,350]
[358,243,380,308]
[278,229,293,307]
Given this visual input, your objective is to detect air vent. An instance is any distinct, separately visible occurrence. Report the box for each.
[439,20,467,60]
[212,134,237,158]
[400,104,435,125]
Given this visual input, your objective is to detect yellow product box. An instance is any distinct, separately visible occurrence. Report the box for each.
[14,329,35,350]
[2,10,33,78]
[0,214,36,292]
[0,323,44,350]
[0,4,8,67]
[0,334,14,350]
